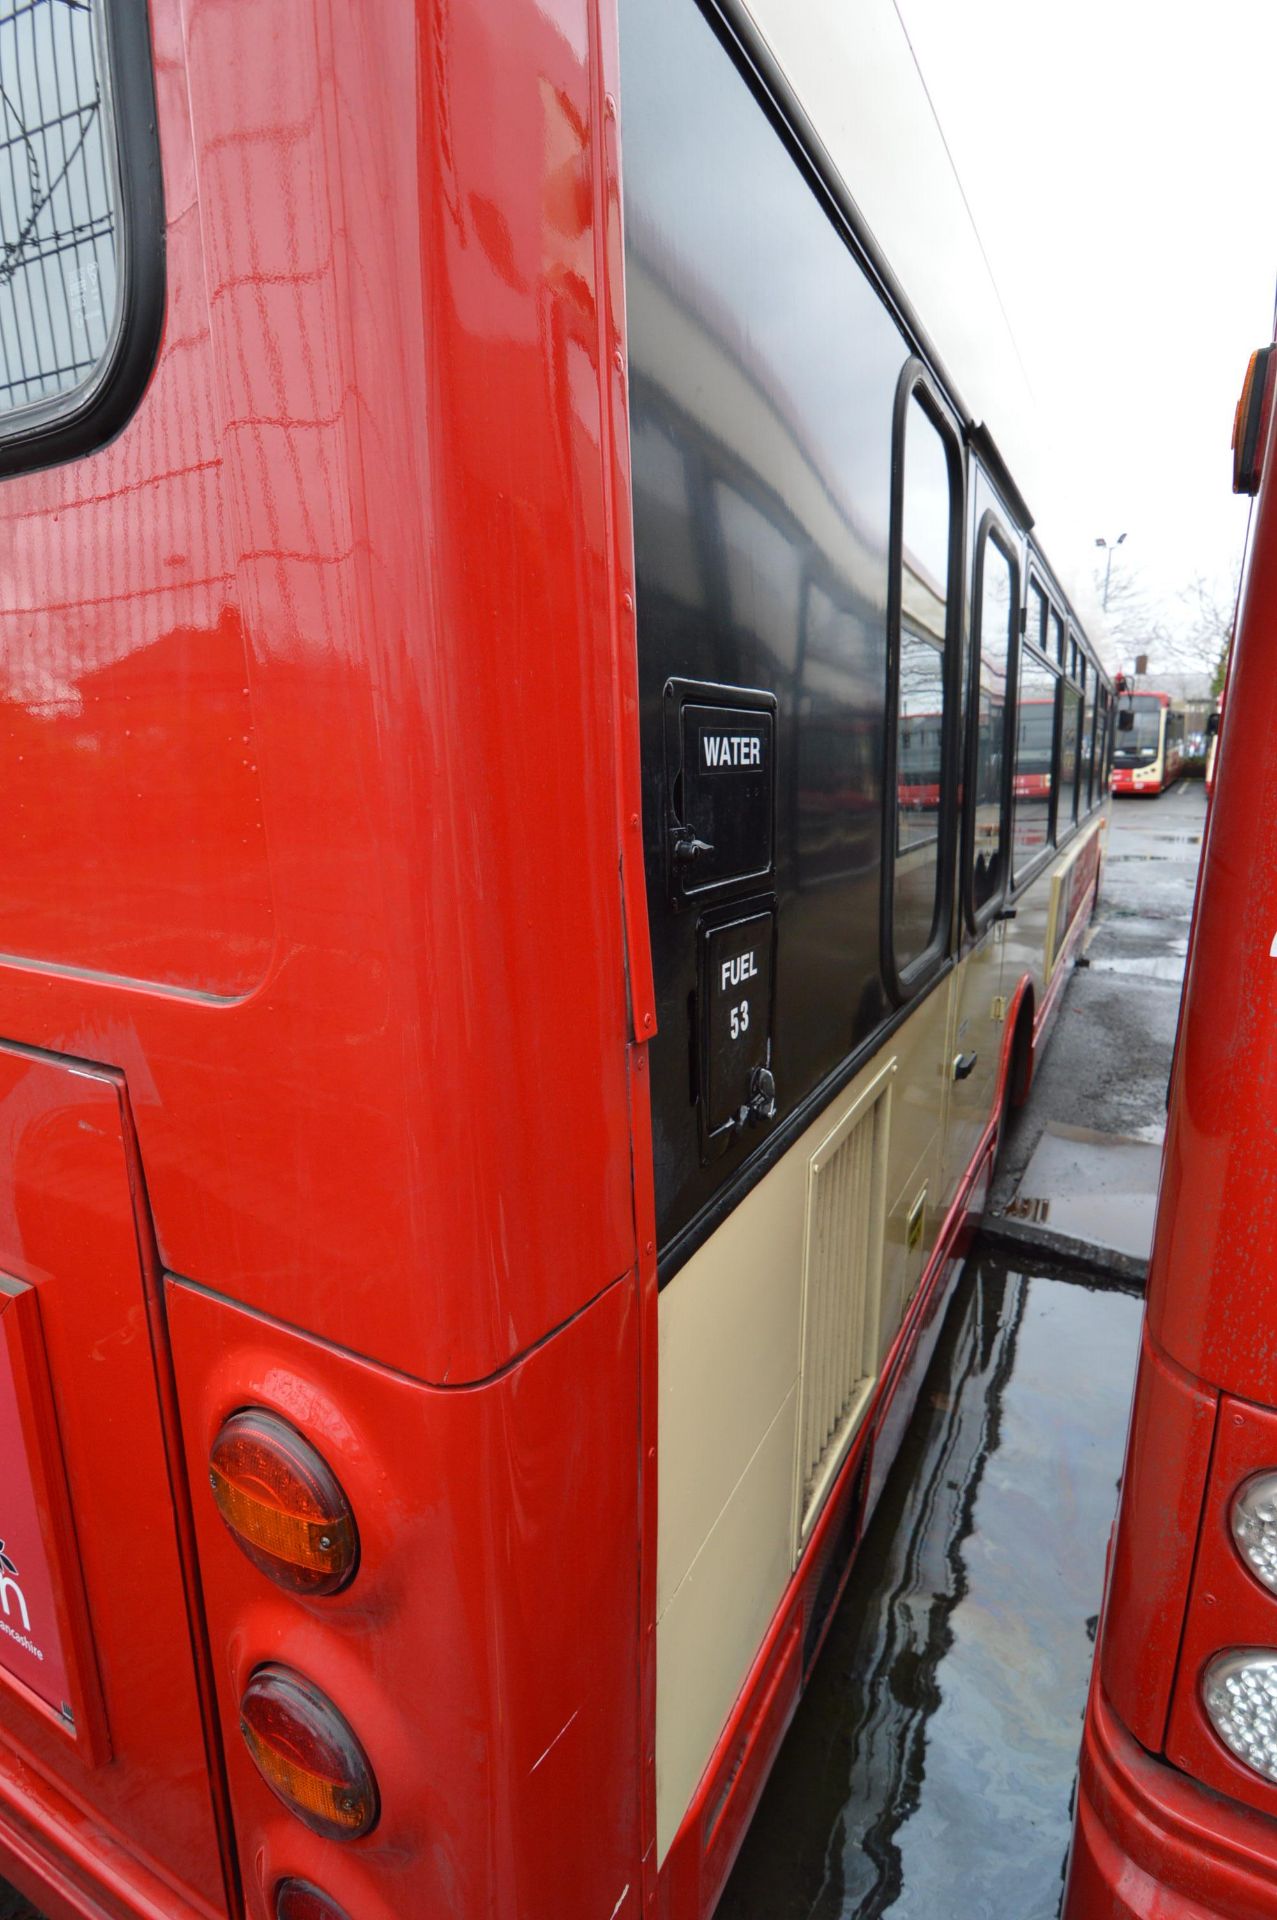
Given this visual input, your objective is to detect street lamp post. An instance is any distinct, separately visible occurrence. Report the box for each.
[1095,531,1127,611]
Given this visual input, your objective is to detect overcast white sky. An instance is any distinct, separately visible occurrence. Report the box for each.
[747,0,1276,674]
[894,0,1277,672]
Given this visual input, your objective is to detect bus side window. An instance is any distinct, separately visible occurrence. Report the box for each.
[1058,678,1081,828]
[1013,636,1056,876]
[968,522,1014,916]
[1027,579,1048,652]
[1051,609,1066,666]
[892,383,956,977]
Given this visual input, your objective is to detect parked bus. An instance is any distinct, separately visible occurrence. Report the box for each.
[1111,690,1186,795]
[1063,344,1277,1917]
[0,3,1111,1918]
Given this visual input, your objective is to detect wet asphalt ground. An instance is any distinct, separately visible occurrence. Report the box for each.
[719,778,1207,1920]
[0,783,1206,1920]
[993,778,1205,1203]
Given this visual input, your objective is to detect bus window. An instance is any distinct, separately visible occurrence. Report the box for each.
[1058,681,1081,828]
[1013,645,1056,873]
[968,523,1013,915]
[1051,608,1066,665]
[1026,578,1047,652]
[1078,660,1092,812]
[893,386,954,971]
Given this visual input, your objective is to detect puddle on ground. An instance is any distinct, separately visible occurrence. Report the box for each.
[1084,953,1188,983]
[718,1252,1142,1920]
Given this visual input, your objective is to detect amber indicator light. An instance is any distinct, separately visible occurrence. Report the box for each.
[209,1408,358,1595]
[1233,345,1276,495]
[240,1665,379,1840]
[275,1878,354,1920]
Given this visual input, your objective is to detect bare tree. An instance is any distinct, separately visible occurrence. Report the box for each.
[1176,572,1238,695]
[1095,562,1238,685]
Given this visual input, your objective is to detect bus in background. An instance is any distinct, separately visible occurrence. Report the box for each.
[1111,690,1186,795]
[0,4,1112,1919]
[1063,344,1277,1919]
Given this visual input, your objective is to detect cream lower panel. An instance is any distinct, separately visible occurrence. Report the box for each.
[658,991,948,1620]
[656,1384,798,1862]
[1004,815,1105,1009]
[657,1147,804,1617]
[656,986,954,1860]
[878,1147,932,1362]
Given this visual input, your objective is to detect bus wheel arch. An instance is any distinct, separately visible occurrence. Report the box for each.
[1007,985,1036,1111]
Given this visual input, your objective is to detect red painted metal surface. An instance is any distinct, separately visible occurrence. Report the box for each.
[1065,345,1277,1912]
[0,1285,79,1730]
[0,1279,110,1764]
[1099,1331,1217,1755]
[1163,1395,1277,1822]
[1067,1682,1277,1919]
[0,1046,229,1916]
[166,1272,641,1920]
[0,0,636,1394]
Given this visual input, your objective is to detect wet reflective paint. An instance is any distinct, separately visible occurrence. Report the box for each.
[718,1253,1141,1920]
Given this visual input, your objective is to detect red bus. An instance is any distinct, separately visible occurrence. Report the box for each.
[1064,344,1277,1916]
[0,3,1111,1918]
[1111,691,1186,795]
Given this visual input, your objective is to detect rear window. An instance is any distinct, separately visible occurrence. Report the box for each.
[0,0,119,420]
[0,0,160,470]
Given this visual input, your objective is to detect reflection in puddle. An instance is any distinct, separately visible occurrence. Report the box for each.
[718,1254,1142,1920]
[1085,953,1188,983]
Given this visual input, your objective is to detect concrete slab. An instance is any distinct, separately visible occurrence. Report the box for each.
[998,1120,1163,1268]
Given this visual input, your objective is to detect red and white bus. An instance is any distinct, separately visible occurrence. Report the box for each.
[1111,690,1186,795]
[1064,345,1277,1917]
[0,3,1111,1918]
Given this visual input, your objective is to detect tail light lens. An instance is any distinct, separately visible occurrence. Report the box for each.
[276,1881,353,1920]
[1231,1470,1277,1594]
[240,1664,379,1840]
[1202,1648,1277,1783]
[209,1408,358,1594]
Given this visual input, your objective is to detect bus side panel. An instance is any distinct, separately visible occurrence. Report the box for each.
[1149,472,1277,1401]
[0,0,636,1391]
[166,1273,642,1920]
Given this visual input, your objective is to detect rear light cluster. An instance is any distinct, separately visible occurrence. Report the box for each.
[206,1406,378,1910]
[1202,1650,1277,1782]
[1202,1470,1277,1781]
[240,1664,379,1840]
[1231,1472,1277,1594]
[209,1409,359,1595]
[276,1881,353,1920]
